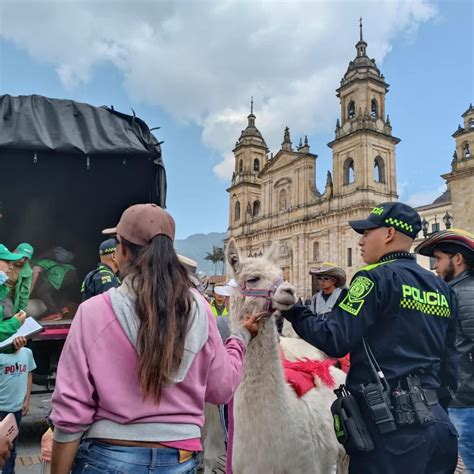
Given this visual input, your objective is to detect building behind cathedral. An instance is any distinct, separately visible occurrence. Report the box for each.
[226,28,474,298]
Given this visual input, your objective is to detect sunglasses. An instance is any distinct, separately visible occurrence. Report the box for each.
[316,276,335,281]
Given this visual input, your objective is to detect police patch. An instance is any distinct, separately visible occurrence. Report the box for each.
[339,276,374,316]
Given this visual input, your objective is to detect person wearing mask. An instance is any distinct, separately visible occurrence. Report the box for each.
[50,203,259,473]
[8,243,35,314]
[0,244,27,335]
[416,228,474,473]
[276,202,459,474]
[80,238,121,301]
[309,263,347,318]
[0,245,29,468]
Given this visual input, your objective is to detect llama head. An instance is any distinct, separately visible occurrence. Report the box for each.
[226,239,296,324]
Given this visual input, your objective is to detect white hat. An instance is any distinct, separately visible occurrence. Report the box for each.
[214,279,238,296]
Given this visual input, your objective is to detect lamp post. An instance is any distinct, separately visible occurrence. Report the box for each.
[422,218,429,239]
[443,211,453,229]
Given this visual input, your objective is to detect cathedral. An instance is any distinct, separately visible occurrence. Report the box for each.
[226,27,474,298]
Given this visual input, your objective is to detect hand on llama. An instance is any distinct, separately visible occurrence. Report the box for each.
[242,314,260,338]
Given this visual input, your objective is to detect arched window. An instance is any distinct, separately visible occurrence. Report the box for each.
[343,158,355,185]
[234,201,241,221]
[374,156,385,183]
[348,101,355,120]
[371,99,378,118]
[463,142,471,159]
[239,160,243,173]
[253,200,261,216]
[279,189,287,210]
[313,242,319,261]
[254,158,260,172]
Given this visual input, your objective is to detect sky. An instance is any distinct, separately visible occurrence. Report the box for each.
[1,0,473,239]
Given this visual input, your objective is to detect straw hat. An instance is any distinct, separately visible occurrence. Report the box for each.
[309,262,347,288]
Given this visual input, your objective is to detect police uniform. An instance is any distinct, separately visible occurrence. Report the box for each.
[283,202,459,474]
[81,239,121,301]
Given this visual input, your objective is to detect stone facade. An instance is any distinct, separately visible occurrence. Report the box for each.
[227,32,474,297]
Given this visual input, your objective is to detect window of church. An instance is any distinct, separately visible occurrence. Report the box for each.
[253,200,261,217]
[348,101,355,120]
[313,242,319,261]
[239,160,243,173]
[347,247,353,267]
[463,142,471,159]
[234,201,241,221]
[371,99,378,118]
[279,189,288,210]
[374,156,385,183]
[470,119,474,129]
[254,159,260,172]
[343,158,355,185]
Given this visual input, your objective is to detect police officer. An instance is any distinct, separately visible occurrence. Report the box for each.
[277,202,458,474]
[81,238,121,301]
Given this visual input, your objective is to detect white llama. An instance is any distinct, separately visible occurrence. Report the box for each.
[227,238,348,474]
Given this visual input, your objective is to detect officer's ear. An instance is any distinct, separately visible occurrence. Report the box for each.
[385,226,397,244]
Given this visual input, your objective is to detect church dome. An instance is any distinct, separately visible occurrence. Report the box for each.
[235,110,268,150]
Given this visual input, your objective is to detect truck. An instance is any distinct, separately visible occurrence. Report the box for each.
[0,94,168,391]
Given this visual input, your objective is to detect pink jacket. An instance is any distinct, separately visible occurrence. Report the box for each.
[51,289,247,446]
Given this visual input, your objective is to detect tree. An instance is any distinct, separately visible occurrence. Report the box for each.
[205,245,225,275]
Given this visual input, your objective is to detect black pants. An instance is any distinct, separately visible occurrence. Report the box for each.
[349,403,458,474]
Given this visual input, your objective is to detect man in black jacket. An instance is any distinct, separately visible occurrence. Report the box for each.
[416,229,474,472]
[277,202,459,474]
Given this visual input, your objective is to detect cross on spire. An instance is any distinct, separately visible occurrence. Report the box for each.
[250,97,254,115]
[359,17,363,41]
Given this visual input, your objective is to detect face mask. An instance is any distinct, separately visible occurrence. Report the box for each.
[0,271,8,286]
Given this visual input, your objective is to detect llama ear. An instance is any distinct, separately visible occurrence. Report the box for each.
[226,239,241,274]
[264,241,280,264]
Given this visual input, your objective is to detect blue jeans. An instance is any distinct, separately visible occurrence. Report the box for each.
[72,440,199,473]
[449,407,474,473]
[0,410,22,474]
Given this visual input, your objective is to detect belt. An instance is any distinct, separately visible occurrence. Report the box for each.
[94,438,194,463]
[422,388,438,406]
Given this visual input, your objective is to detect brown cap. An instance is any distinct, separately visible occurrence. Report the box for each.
[102,203,175,245]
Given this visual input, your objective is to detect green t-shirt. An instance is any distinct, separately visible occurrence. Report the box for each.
[33,259,75,290]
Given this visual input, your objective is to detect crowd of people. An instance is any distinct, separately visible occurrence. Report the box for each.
[0,200,472,473]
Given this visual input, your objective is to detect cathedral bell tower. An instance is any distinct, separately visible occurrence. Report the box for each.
[328,20,400,205]
[227,100,268,232]
[442,104,474,232]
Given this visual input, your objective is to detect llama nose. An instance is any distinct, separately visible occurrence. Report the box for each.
[282,288,294,295]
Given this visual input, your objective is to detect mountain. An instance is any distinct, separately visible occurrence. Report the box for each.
[175,231,227,275]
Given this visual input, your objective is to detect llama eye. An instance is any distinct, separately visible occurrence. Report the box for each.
[247,277,259,284]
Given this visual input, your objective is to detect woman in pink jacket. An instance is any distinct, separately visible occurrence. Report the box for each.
[50,204,257,473]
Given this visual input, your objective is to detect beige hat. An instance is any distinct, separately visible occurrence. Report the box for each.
[103,203,175,245]
[309,263,346,287]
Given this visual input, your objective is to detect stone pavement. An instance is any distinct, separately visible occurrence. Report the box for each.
[15,389,51,473]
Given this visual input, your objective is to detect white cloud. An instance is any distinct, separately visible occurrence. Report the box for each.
[1,0,437,179]
[405,183,447,207]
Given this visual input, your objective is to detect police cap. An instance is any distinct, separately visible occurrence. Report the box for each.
[99,238,117,256]
[349,202,421,239]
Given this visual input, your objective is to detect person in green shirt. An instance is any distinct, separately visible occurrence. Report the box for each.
[0,244,27,339]
[6,243,35,314]
[30,247,77,318]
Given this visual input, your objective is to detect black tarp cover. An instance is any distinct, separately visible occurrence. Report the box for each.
[0,94,166,206]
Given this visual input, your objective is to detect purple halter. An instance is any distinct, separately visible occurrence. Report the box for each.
[239,277,284,313]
